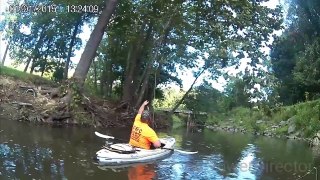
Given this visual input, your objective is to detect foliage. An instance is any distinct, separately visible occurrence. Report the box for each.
[275,125,288,135]
[270,0,320,105]
[84,0,283,107]
[1,0,287,130]
[224,77,251,109]
[1,0,283,109]
[171,114,184,129]
[154,88,186,109]
[205,98,320,138]
[51,64,64,82]
[158,77,256,125]
[2,0,99,77]
[294,100,320,137]
[183,76,252,115]
[294,37,320,89]
[205,113,226,125]
[184,80,223,113]
[271,106,296,123]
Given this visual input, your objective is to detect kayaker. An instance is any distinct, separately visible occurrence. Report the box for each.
[129,100,161,149]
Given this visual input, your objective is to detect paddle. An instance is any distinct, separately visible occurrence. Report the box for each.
[94,131,198,155]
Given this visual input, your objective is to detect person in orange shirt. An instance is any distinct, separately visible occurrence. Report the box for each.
[129,100,161,149]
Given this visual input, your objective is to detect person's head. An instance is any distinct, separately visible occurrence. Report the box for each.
[141,110,151,124]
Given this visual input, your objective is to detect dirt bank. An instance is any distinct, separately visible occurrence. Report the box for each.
[0,75,169,128]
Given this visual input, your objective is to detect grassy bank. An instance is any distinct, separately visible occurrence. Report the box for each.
[0,65,101,98]
[205,100,320,139]
[0,66,53,86]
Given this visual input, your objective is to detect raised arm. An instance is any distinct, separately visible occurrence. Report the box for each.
[138,100,149,114]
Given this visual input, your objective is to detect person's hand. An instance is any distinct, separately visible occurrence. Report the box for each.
[143,100,149,106]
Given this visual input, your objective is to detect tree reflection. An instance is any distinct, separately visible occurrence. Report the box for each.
[0,118,318,179]
[0,143,67,179]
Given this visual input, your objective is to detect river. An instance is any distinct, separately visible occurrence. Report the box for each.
[0,117,319,180]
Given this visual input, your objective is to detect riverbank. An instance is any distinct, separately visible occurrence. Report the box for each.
[0,66,169,128]
[203,102,320,147]
[2,66,320,147]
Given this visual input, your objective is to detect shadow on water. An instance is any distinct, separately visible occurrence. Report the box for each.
[0,118,319,179]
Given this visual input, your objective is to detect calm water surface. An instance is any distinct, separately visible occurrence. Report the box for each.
[0,117,319,180]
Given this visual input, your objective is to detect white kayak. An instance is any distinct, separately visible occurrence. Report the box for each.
[94,137,176,166]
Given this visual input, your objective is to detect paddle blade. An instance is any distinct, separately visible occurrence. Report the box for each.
[95,131,115,139]
[174,149,198,155]
[162,147,198,155]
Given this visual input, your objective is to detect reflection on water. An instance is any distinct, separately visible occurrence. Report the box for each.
[128,164,156,180]
[235,144,259,179]
[0,118,319,179]
[0,143,65,179]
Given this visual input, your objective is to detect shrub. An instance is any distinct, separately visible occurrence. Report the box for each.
[272,106,297,123]
[171,114,184,129]
[206,113,225,125]
[295,100,320,137]
[275,126,288,135]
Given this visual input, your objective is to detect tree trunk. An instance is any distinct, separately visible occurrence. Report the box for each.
[122,22,151,104]
[72,0,118,88]
[135,61,153,107]
[29,58,37,74]
[105,59,113,97]
[122,44,141,104]
[64,17,82,80]
[149,60,164,104]
[93,60,98,92]
[40,52,50,77]
[134,60,149,97]
[25,29,45,73]
[61,0,118,105]
[24,56,32,72]
[40,59,47,77]
[100,63,106,96]
[170,69,205,114]
[1,43,9,65]
[107,80,113,97]
[134,17,172,107]
[100,76,105,96]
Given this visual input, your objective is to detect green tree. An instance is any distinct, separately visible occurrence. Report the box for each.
[184,81,223,113]
[224,77,251,109]
[153,88,185,109]
[169,0,283,112]
[83,0,283,110]
[270,0,320,104]
[66,0,118,104]
[4,0,99,77]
